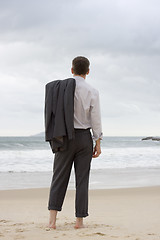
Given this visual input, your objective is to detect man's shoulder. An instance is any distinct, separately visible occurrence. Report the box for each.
[63,78,76,86]
[46,78,75,87]
[83,81,99,96]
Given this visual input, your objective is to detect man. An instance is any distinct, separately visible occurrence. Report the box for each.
[47,56,103,229]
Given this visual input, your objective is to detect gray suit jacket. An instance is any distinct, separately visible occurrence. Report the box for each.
[44,78,76,153]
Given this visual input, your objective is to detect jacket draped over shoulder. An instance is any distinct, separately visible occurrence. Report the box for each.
[44,78,76,153]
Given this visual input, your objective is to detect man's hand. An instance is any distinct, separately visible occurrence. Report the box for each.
[92,138,101,158]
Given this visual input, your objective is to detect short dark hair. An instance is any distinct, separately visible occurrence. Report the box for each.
[72,56,90,75]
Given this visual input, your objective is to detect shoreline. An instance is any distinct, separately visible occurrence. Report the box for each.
[1,184,160,194]
[1,184,160,193]
[0,186,160,239]
[1,167,160,190]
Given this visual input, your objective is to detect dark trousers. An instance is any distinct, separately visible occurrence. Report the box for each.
[48,128,93,217]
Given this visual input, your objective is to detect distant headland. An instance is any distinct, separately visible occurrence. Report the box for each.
[30,132,44,137]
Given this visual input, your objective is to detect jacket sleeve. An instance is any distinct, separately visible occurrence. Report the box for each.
[64,78,76,140]
[44,83,52,141]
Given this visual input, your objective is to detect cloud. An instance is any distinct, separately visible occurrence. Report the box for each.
[0,0,160,135]
[1,0,160,54]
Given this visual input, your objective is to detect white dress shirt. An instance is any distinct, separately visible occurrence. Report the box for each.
[73,75,103,141]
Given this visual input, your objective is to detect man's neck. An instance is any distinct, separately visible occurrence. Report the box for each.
[73,74,86,79]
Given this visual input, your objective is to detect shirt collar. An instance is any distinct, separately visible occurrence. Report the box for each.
[73,75,85,81]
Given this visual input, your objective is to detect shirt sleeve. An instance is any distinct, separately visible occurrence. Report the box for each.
[90,89,103,141]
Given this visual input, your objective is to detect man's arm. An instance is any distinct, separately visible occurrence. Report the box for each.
[90,89,103,158]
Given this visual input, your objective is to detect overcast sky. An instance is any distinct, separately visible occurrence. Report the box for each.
[0,0,160,136]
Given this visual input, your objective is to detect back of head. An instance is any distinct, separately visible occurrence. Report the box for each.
[72,56,90,75]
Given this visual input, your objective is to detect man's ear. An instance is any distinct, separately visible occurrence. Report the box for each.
[87,68,90,75]
[71,67,74,74]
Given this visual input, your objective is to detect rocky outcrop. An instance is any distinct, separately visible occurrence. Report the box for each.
[142,137,153,140]
[142,136,160,141]
[152,137,160,141]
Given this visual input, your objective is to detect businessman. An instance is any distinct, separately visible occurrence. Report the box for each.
[46,56,103,229]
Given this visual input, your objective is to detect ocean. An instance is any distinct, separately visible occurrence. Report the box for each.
[0,136,160,190]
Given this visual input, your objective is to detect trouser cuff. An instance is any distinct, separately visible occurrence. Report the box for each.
[76,213,89,218]
[48,206,62,211]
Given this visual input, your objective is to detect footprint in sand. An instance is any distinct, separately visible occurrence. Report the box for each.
[11,223,25,227]
[95,232,106,236]
[0,220,10,223]
[85,232,106,237]
[147,233,156,235]
[14,235,25,240]
[15,228,25,233]
[45,228,51,231]
[90,223,113,228]
[0,233,4,237]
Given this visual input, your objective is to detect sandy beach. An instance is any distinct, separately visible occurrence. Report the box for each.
[0,186,160,240]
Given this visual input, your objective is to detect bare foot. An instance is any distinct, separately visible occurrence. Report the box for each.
[48,223,56,229]
[74,224,85,229]
[48,210,57,229]
[74,217,84,229]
